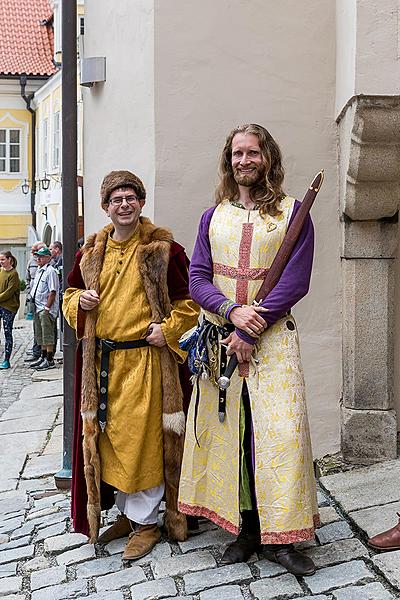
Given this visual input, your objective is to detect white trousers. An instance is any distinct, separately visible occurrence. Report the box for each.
[116,483,165,525]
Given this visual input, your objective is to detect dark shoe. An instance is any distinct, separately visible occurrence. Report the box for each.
[98,514,132,544]
[35,359,56,371]
[186,516,200,533]
[123,523,161,560]
[221,530,261,564]
[221,509,261,565]
[273,544,316,576]
[29,357,45,368]
[24,355,41,363]
[368,513,400,551]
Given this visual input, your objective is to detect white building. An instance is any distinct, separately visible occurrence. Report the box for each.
[79,0,400,463]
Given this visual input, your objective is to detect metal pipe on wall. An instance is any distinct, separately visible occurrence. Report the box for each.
[19,75,36,230]
[55,0,78,489]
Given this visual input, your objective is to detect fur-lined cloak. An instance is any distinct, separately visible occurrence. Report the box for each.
[65,218,198,542]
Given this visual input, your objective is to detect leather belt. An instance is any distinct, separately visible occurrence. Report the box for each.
[97,337,150,432]
[193,320,234,446]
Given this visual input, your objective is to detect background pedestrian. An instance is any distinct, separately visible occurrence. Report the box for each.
[29,247,59,371]
[0,251,20,370]
[25,241,46,360]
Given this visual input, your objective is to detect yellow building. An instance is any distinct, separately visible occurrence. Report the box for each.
[0,0,56,277]
[0,0,85,276]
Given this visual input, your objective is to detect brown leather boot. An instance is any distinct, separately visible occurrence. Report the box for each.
[368,513,400,551]
[98,514,132,544]
[123,524,161,560]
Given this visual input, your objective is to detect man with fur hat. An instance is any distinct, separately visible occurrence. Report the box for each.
[63,170,198,560]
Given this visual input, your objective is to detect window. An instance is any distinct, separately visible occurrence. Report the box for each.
[0,128,21,174]
[52,112,60,168]
[42,118,48,172]
[79,16,84,36]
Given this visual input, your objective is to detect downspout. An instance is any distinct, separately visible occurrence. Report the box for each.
[19,74,36,230]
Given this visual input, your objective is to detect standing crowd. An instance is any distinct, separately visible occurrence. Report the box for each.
[0,241,62,371]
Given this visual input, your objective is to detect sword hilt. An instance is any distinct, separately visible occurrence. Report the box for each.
[217,355,238,389]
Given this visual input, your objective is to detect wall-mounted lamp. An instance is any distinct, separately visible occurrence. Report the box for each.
[22,179,30,195]
[41,173,50,191]
[40,172,62,189]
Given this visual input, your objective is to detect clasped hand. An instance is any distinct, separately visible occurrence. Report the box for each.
[146,323,166,347]
[79,289,100,311]
[229,304,268,337]
[220,331,253,363]
[220,305,268,363]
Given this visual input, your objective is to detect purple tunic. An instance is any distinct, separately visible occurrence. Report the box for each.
[189,200,314,344]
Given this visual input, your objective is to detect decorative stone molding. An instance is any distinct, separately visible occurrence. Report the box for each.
[340,96,400,221]
[339,95,400,463]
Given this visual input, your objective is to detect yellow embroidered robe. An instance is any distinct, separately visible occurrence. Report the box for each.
[63,230,198,494]
[178,197,319,544]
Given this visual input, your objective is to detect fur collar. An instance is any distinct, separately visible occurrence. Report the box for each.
[78,216,187,543]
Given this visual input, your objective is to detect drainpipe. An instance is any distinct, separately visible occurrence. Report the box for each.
[54,0,77,490]
[19,74,36,230]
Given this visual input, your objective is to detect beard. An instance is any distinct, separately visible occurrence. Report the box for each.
[233,163,266,187]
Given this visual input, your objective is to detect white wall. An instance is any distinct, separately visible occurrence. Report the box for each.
[355,0,400,97]
[154,0,340,457]
[83,0,155,234]
[336,0,400,118]
[336,0,357,116]
[83,0,340,457]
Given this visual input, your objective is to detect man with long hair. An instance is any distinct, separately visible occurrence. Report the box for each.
[178,124,318,575]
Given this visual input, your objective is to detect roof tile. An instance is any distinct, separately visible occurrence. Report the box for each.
[0,0,56,76]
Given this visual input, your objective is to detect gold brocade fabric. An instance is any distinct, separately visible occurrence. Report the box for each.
[96,231,163,493]
[178,198,319,544]
[63,229,198,495]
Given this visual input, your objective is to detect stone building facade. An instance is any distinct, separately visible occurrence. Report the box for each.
[80,0,400,462]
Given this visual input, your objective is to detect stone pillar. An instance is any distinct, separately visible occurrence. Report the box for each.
[339,97,400,463]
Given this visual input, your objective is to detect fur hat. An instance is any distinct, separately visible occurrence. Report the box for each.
[100,170,146,209]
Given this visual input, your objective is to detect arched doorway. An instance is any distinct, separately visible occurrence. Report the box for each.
[42,223,52,246]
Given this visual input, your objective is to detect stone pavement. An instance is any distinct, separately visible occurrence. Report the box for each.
[0,320,36,418]
[1,325,400,599]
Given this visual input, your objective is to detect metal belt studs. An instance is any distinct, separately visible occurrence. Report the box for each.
[97,337,150,432]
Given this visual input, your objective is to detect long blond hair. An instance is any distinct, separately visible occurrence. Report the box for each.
[215,123,285,217]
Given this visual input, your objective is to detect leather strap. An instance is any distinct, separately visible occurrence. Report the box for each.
[218,342,228,422]
[98,338,150,432]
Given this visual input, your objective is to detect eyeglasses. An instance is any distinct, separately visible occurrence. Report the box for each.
[108,195,139,207]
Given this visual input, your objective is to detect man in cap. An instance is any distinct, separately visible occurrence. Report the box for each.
[63,170,198,560]
[29,246,60,371]
[25,240,46,360]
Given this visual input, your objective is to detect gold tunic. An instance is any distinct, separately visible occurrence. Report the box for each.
[63,229,198,495]
[178,198,319,544]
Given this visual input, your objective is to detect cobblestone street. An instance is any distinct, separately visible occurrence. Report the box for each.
[0,320,35,417]
[1,323,400,599]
